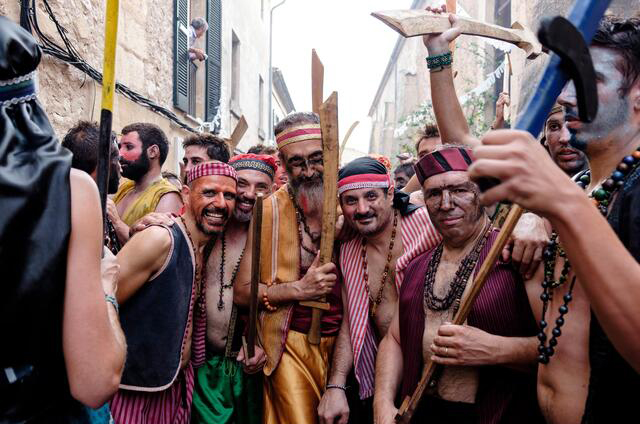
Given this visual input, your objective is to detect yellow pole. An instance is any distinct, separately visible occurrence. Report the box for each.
[97,0,119,225]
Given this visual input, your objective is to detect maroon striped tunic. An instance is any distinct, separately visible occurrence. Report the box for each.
[399,229,543,424]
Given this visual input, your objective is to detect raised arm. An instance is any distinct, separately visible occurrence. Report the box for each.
[423,10,480,148]
[63,170,126,408]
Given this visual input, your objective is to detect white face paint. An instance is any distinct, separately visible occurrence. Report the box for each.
[559,47,632,151]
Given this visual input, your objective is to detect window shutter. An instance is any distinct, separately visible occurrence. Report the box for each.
[173,0,190,112]
[205,0,222,124]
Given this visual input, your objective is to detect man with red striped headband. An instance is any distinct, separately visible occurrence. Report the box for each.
[192,153,277,424]
[374,146,541,424]
[318,156,440,423]
[234,112,343,424]
[110,162,237,424]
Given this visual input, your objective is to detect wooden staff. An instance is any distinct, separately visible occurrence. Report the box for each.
[246,193,264,358]
[396,205,524,423]
[311,49,324,115]
[300,92,339,344]
[96,0,119,227]
[229,115,248,151]
[339,120,360,159]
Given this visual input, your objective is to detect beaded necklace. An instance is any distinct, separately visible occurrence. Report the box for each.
[217,231,245,310]
[537,146,640,365]
[361,209,398,318]
[423,221,492,314]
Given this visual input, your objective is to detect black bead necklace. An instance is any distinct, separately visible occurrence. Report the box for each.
[537,232,576,364]
[217,231,244,310]
[537,145,640,364]
[423,221,492,313]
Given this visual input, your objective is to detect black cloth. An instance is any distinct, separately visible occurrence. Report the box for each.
[0,17,84,423]
[119,223,195,389]
[412,395,478,424]
[582,165,640,423]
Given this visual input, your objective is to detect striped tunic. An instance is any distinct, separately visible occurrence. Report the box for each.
[339,206,440,399]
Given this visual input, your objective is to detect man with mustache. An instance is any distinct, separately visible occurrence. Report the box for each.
[318,157,441,423]
[541,104,588,177]
[470,15,640,423]
[374,147,541,424]
[235,112,343,424]
[110,162,238,424]
[61,120,123,254]
[110,123,183,244]
[191,153,277,424]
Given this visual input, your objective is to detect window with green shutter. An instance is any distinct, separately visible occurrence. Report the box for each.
[205,0,222,124]
[173,0,190,112]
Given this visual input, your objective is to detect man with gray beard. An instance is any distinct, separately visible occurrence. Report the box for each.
[235,112,343,424]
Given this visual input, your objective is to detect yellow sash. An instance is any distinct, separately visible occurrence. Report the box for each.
[259,185,301,375]
[113,178,179,226]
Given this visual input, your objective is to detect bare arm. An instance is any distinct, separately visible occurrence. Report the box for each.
[234,218,336,307]
[116,225,171,304]
[63,170,126,408]
[155,191,183,215]
[374,304,403,424]
[318,283,352,424]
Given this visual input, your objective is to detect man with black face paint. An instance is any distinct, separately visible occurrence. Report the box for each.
[374,146,542,424]
[470,15,640,423]
[110,122,183,244]
[541,104,588,177]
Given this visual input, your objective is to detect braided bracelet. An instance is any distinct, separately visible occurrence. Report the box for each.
[326,383,348,391]
[426,51,453,72]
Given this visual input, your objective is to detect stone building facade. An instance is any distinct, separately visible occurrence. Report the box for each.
[0,0,287,172]
[368,0,639,162]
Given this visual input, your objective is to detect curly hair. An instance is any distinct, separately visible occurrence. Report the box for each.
[121,123,170,165]
[414,123,440,153]
[182,133,231,163]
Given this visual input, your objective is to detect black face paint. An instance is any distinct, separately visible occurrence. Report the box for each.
[568,128,588,151]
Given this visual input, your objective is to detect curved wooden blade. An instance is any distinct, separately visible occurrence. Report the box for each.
[372,10,542,59]
[312,49,324,114]
[339,120,360,158]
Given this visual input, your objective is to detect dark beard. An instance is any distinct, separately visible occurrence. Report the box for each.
[120,151,150,181]
[195,206,228,236]
[290,172,323,215]
[108,165,121,194]
[233,194,255,223]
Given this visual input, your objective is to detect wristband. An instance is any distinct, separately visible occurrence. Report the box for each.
[326,383,348,391]
[105,294,119,313]
[426,51,453,72]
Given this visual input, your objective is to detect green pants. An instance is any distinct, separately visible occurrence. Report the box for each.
[191,354,262,424]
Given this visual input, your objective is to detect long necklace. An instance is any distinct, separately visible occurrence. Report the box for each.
[537,147,640,364]
[423,222,492,313]
[217,231,245,310]
[287,186,319,256]
[361,209,398,318]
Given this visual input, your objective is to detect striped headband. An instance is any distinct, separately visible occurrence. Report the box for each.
[414,147,474,184]
[338,173,390,195]
[187,161,237,185]
[275,124,322,149]
[229,153,277,180]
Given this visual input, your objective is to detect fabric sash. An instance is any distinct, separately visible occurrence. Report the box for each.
[259,185,299,375]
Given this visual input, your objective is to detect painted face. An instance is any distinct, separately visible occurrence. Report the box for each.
[271,154,288,188]
[558,47,632,152]
[281,138,324,212]
[108,141,121,194]
[119,131,150,181]
[422,171,485,245]
[340,187,394,237]
[394,171,410,190]
[186,175,237,236]
[417,136,442,158]
[544,112,587,176]
[182,146,211,183]
[233,169,274,222]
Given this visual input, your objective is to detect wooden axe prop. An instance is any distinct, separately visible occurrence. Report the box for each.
[371,9,542,59]
[245,193,264,359]
[299,50,336,345]
[394,0,606,421]
[228,115,248,151]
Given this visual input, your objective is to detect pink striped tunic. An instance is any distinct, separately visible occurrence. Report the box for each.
[339,207,441,399]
